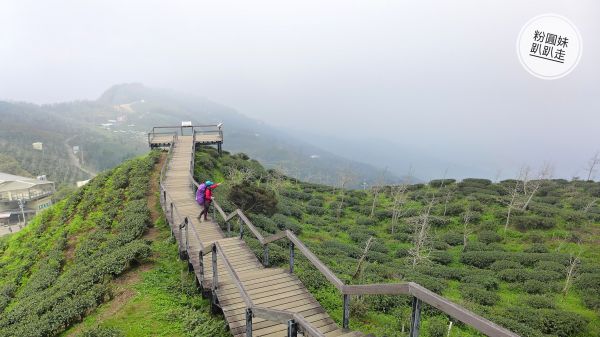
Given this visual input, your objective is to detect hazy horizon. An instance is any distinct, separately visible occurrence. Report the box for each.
[1,1,599,181]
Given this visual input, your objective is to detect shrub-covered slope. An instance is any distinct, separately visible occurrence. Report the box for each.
[0,151,228,337]
[195,147,600,337]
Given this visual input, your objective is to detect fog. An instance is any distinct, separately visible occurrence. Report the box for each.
[1,0,599,180]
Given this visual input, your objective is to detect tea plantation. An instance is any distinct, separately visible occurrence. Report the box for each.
[0,151,228,337]
[195,147,600,337]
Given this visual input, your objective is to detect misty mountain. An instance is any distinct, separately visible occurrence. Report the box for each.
[0,83,402,187]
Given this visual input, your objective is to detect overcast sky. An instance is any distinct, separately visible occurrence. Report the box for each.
[1,1,599,180]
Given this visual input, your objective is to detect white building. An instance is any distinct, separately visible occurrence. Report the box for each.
[0,172,55,225]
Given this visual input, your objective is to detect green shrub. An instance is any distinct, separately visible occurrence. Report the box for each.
[489,260,523,271]
[535,260,564,273]
[427,316,447,337]
[461,274,499,291]
[524,243,549,253]
[478,230,501,244]
[356,217,376,226]
[505,307,588,337]
[395,248,409,258]
[229,184,278,215]
[430,251,452,265]
[441,203,464,216]
[429,179,456,188]
[271,214,302,234]
[522,280,550,294]
[526,295,556,309]
[513,215,557,230]
[459,284,500,306]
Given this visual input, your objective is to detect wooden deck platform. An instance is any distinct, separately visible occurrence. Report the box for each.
[147,125,223,149]
[162,136,365,337]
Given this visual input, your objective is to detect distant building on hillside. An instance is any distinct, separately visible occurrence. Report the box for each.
[32,142,43,151]
[76,179,90,188]
[0,172,55,226]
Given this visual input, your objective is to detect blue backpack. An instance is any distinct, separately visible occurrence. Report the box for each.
[196,183,206,205]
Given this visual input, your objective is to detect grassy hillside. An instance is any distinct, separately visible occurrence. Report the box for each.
[195,147,600,337]
[0,152,228,337]
[0,101,146,186]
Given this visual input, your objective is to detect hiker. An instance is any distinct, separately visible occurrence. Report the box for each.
[198,180,221,221]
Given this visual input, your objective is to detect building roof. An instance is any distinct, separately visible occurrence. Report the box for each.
[0,172,54,193]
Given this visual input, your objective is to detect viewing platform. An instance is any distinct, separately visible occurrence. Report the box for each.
[148,123,223,153]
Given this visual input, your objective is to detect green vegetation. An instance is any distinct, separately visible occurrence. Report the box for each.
[0,101,145,186]
[196,146,600,337]
[0,151,228,337]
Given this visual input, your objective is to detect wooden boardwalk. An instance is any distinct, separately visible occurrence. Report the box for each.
[162,136,365,337]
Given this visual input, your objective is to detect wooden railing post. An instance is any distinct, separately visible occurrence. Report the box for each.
[246,307,253,337]
[409,297,422,337]
[239,218,244,238]
[343,294,350,329]
[226,221,231,237]
[287,319,298,337]
[178,220,185,260]
[289,242,295,273]
[211,244,219,313]
[263,245,269,267]
[185,217,189,256]
[198,250,204,285]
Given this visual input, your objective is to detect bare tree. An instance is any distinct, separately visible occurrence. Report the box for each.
[409,196,435,267]
[562,245,583,298]
[335,169,356,220]
[390,184,409,234]
[266,168,287,198]
[504,182,520,232]
[462,208,474,251]
[442,185,456,216]
[503,168,526,232]
[522,163,553,210]
[521,166,531,195]
[369,168,387,218]
[586,151,600,181]
[353,236,374,280]
[227,166,255,185]
[583,198,598,214]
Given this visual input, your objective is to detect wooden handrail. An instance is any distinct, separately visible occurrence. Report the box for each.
[285,230,344,290]
[214,242,254,308]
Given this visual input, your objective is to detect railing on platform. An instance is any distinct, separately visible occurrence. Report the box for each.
[158,132,520,337]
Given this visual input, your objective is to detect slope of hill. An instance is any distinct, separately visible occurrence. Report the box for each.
[194,146,600,337]
[97,83,405,187]
[1,83,403,189]
[0,101,146,186]
[0,152,228,337]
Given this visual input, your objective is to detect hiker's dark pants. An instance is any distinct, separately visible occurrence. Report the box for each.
[199,201,211,219]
